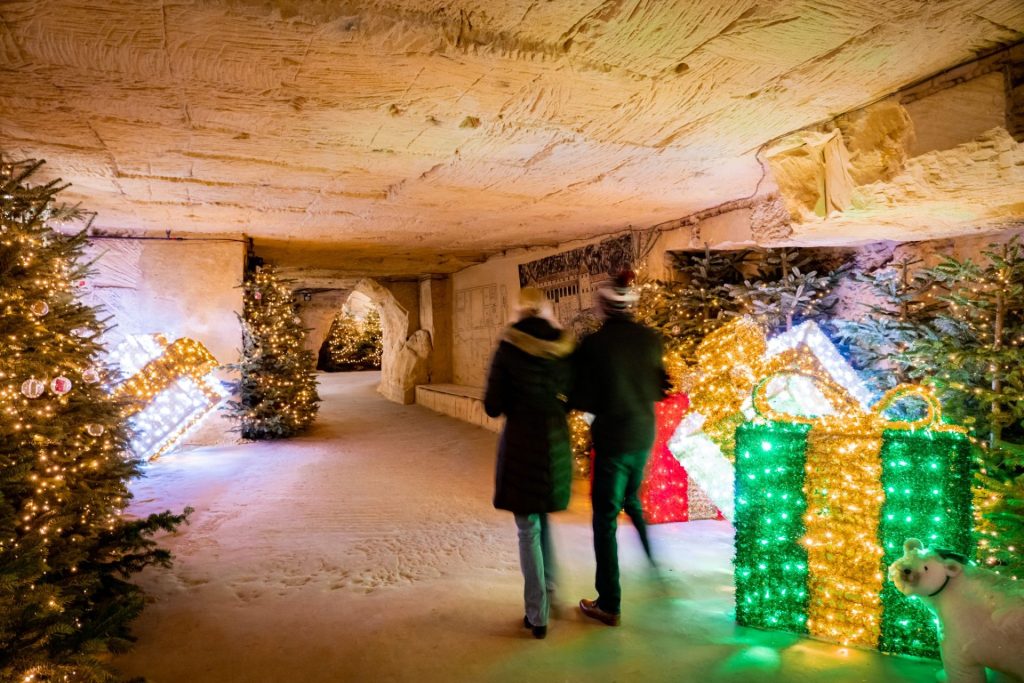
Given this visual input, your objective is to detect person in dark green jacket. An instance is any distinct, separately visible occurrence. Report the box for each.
[571,270,670,626]
[484,287,575,640]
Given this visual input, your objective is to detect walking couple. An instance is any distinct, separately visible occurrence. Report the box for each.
[483,270,670,639]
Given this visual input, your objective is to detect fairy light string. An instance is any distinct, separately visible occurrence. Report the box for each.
[226,265,320,439]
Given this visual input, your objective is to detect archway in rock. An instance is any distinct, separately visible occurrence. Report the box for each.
[297,277,433,405]
[296,288,351,362]
[351,278,431,405]
[315,290,381,372]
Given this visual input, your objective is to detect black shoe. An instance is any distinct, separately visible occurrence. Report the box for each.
[523,615,547,639]
[579,598,620,626]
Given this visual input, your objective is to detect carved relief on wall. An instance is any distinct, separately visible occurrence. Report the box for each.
[454,283,508,387]
[517,234,634,337]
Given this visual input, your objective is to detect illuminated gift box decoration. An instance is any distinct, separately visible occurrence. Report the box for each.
[640,393,722,523]
[111,334,227,460]
[669,318,873,520]
[733,379,973,658]
[572,393,721,522]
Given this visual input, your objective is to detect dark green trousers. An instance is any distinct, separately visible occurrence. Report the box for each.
[591,448,654,614]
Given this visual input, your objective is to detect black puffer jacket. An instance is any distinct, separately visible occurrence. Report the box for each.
[570,314,670,455]
[484,316,575,514]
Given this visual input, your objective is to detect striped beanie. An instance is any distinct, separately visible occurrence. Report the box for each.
[596,269,639,314]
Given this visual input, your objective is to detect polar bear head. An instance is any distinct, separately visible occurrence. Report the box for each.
[888,538,966,598]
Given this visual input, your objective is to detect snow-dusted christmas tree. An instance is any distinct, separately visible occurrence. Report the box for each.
[833,257,941,396]
[727,248,845,334]
[637,246,748,362]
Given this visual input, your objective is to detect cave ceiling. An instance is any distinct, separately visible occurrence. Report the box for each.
[2,0,1023,275]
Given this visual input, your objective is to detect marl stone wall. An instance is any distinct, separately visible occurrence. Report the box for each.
[296,290,351,362]
[85,236,245,446]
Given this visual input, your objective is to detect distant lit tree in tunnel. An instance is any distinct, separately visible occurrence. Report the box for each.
[318,308,383,372]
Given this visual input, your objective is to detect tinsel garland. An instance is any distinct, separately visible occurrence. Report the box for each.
[671,319,869,521]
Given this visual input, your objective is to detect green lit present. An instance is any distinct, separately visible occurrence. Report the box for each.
[734,381,972,658]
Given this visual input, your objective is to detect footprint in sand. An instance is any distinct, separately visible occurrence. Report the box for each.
[233,586,263,603]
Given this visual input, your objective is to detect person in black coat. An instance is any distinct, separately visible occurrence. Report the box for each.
[571,270,670,626]
[484,287,575,640]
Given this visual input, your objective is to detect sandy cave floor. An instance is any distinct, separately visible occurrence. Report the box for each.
[115,371,946,683]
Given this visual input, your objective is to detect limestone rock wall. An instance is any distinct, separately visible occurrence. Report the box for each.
[419,276,453,384]
[296,290,351,361]
[85,237,245,366]
[84,236,245,446]
[763,55,1024,245]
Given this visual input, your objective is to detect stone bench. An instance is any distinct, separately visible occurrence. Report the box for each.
[415,384,504,433]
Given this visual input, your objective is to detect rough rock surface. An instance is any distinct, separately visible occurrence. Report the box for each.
[353,277,431,403]
[2,1,1022,273]
[802,127,1024,244]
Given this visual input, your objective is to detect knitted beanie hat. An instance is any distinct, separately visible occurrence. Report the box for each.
[596,269,639,313]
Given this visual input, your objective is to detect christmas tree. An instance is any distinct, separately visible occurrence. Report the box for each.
[227,265,320,439]
[0,157,188,681]
[360,308,383,368]
[321,312,362,371]
[320,308,382,372]
[637,246,749,364]
[727,248,847,335]
[907,240,1024,576]
[833,258,942,397]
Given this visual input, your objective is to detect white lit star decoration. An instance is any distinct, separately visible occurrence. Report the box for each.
[668,319,872,520]
[110,334,227,460]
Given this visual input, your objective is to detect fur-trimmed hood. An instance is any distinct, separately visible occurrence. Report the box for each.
[501,324,575,359]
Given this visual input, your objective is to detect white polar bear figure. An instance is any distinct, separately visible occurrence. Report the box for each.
[888,538,1024,683]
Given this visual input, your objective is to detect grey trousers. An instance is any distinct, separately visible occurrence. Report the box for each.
[513,512,557,627]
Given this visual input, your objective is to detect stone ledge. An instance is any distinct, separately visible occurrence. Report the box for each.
[415,384,503,433]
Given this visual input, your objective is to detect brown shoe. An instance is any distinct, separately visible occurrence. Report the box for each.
[579,598,620,626]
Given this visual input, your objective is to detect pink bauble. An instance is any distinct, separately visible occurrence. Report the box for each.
[50,376,72,395]
[254,291,263,301]
[21,378,45,398]
[82,368,101,384]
